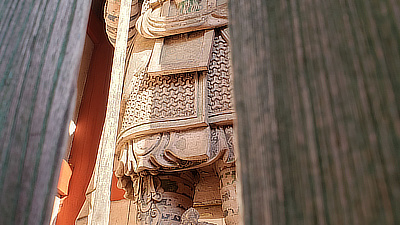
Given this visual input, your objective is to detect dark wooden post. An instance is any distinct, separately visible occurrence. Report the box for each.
[229,0,400,224]
[0,0,92,224]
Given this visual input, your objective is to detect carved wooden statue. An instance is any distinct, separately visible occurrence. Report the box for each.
[104,0,238,224]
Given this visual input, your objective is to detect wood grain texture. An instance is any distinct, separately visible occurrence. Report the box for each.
[229,0,400,224]
[87,0,132,224]
[0,0,91,224]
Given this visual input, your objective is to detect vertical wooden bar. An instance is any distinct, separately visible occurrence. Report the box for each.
[88,0,132,224]
[0,0,92,224]
[229,0,400,224]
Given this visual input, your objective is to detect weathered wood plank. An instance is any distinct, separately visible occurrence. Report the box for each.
[87,0,132,224]
[0,0,92,224]
[229,0,400,224]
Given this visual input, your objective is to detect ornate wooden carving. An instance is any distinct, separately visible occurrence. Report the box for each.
[103,1,238,224]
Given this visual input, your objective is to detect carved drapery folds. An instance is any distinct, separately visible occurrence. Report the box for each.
[105,0,228,44]
[136,0,228,38]
[115,125,235,199]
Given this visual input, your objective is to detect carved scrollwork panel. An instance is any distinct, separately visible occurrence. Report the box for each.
[122,72,196,130]
[207,31,235,124]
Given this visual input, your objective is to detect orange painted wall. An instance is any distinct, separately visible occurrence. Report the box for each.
[111,173,126,201]
[56,10,113,225]
[57,160,73,197]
